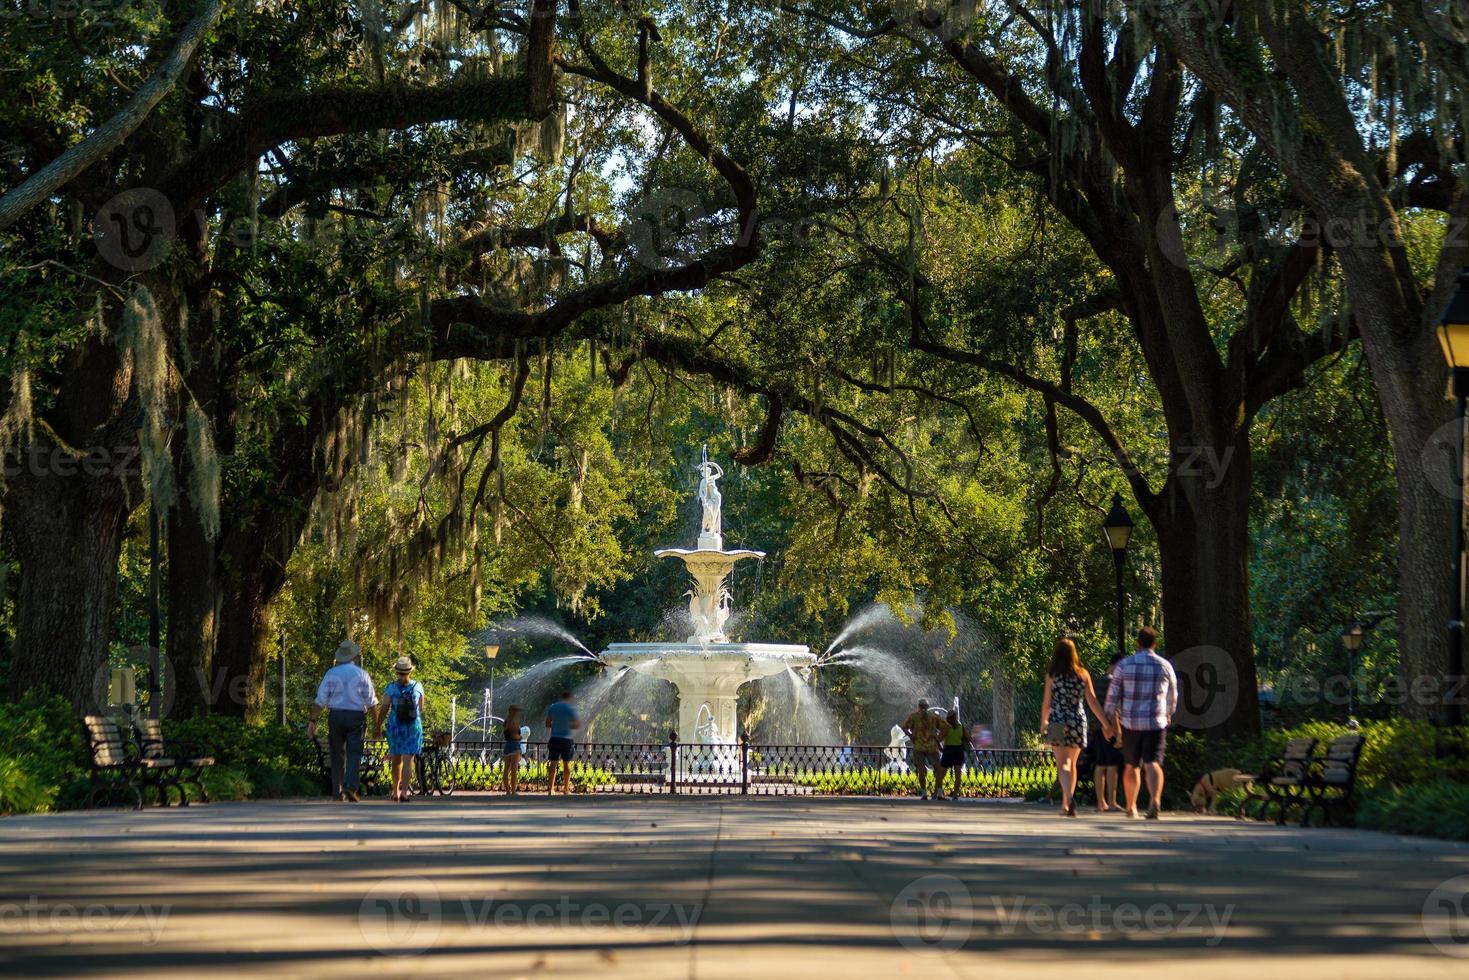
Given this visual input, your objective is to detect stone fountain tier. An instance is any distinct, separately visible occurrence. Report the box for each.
[601,642,815,744]
[654,543,763,644]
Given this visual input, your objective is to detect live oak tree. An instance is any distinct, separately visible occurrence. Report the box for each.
[0,1,557,709]
[0,0,1441,740]
[764,0,1368,733]
[2,1,881,719]
[1150,0,1468,718]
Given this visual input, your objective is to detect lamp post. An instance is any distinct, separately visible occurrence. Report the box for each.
[485,644,499,728]
[1102,493,1135,658]
[1436,267,1469,727]
[1341,621,1364,719]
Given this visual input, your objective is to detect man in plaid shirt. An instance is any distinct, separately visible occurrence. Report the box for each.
[1103,626,1177,819]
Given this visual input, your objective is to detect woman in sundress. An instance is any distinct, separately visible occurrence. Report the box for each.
[1038,637,1111,817]
[376,657,424,803]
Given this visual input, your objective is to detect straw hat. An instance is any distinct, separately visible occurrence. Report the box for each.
[393,656,413,675]
[334,640,361,664]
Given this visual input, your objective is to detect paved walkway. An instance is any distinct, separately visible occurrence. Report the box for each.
[0,795,1465,977]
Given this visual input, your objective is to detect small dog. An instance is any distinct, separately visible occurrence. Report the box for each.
[1190,768,1249,813]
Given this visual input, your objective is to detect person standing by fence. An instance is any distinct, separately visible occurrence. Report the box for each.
[545,691,579,795]
[938,709,970,801]
[502,704,524,796]
[306,640,377,802]
[901,699,948,800]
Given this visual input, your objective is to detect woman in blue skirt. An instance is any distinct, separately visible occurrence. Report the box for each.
[376,657,424,802]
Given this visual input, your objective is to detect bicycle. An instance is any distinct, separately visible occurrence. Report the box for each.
[412,732,458,796]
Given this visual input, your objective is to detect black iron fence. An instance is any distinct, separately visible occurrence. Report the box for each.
[356,735,1055,799]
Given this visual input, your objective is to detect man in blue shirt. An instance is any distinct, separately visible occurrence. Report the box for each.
[306,640,378,802]
[544,691,580,795]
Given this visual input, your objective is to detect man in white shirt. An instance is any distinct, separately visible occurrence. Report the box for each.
[306,641,378,801]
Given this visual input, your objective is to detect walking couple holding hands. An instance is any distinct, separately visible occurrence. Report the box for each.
[1040,626,1178,819]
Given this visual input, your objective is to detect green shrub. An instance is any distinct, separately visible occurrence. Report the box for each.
[1164,720,1469,830]
[0,691,88,815]
[0,755,53,815]
[793,764,1052,798]
[199,765,254,802]
[454,758,617,792]
[1358,781,1469,841]
[1166,720,1466,801]
[246,768,319,799]
[164,717,319,796]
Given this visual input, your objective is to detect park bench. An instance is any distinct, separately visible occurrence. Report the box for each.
[311,735,386,796]
[1297,734,1367,827]
[1237,736,1317,823]
[81,715,174,810]
[132,718,214,805]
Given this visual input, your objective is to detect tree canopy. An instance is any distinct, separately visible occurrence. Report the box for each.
[0,0,1461,738]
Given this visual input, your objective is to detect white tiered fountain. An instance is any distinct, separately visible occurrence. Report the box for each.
[601,447,816,745]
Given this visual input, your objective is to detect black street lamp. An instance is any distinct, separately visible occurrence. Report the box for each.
[1436,267,1469,727]
[1340,621,1364,718]
[1102,493,1134,659]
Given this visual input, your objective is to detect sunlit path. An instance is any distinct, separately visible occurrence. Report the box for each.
[0,796,1463,978]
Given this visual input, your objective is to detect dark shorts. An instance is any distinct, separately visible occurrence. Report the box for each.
[1122,727,1167,766]
[940,745,966,767]
[1093,734,1125,768]
[503,741,523,757]
[547,736,575,762]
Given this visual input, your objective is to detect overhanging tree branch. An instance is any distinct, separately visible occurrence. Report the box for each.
[0,0,226,231]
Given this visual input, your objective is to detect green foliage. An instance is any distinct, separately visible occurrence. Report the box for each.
[163,717,319,793]
[793,764,1052,798]
[0,692,88,815]
[199,765,255,803]
[1164,719,1469,837]
[0,755,52,816]
[1358,782,1469,841]
[435,757,617,793]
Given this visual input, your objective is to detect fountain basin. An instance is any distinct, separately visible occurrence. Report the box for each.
[602,642,815,743]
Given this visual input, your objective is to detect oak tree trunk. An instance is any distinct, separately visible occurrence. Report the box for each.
[6,440,132,710]
[1152,430,1261,736]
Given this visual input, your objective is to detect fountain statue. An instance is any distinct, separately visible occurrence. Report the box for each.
[601,446,816,748]
[884,724,911,774]
[697,449,723,548]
